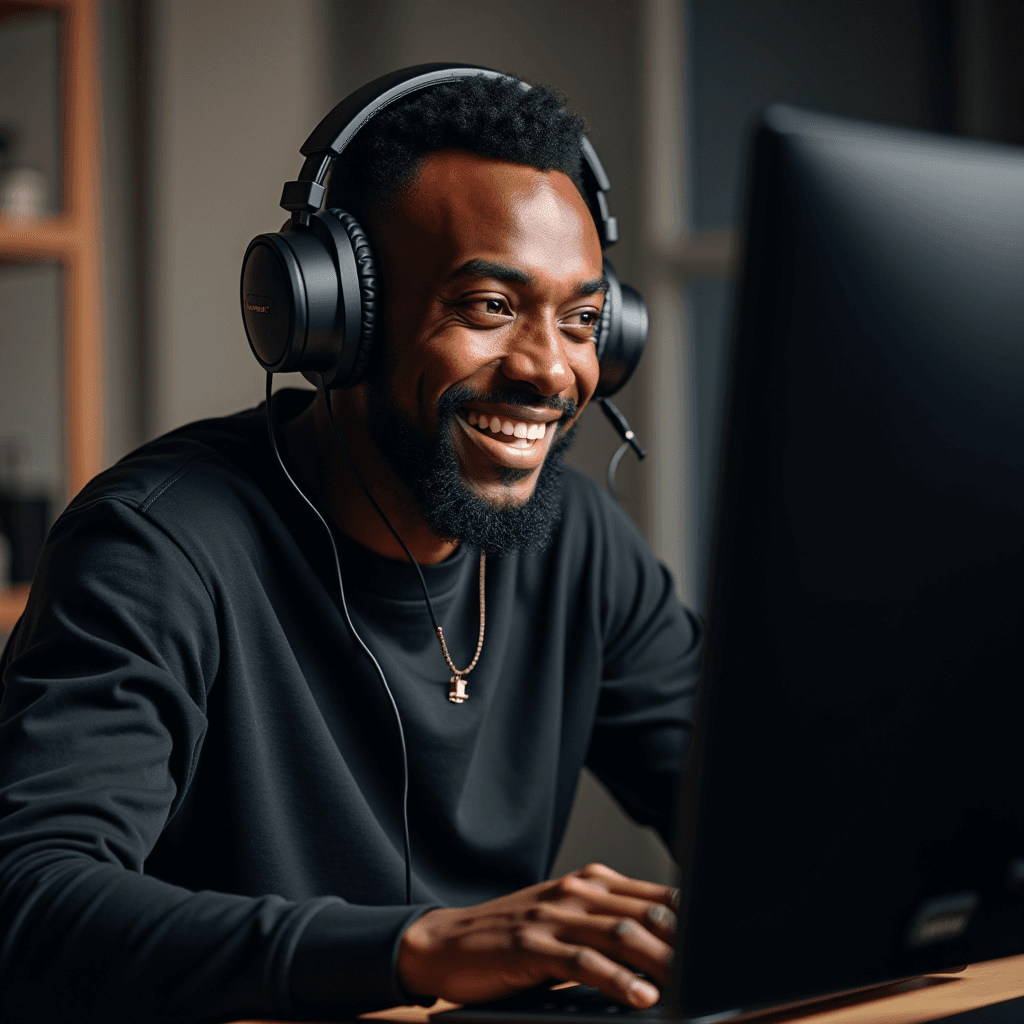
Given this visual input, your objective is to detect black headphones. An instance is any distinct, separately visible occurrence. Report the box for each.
[240,63,648,397]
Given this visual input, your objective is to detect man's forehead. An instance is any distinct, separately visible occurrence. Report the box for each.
[413,148,569,197]
[394,150,603,283]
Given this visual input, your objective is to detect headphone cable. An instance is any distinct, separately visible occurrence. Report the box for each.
[264,373,412,905]
[315,376,446,636]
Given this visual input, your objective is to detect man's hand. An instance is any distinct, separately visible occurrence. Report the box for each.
[397,863,678,1009]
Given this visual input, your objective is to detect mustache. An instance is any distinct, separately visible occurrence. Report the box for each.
[439,386,578,422]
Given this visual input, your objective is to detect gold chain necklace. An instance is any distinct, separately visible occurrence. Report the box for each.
[436,550,486,703]
[313,397,487,705]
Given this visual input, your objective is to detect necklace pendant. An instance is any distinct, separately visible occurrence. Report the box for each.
[448,675,468,703]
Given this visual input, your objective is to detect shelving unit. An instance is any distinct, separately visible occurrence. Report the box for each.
[0,0,103,632]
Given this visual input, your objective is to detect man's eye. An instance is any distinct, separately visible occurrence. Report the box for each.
[562,309,601,331]
[466,298,509,316]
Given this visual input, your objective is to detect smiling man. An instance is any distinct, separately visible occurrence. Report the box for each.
[286,148,605,564]
[0,74,702,1022]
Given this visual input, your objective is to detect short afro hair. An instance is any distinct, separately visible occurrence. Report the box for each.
[324,74,587,226]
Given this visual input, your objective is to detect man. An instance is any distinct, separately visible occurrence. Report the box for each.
[0,74,701,1022]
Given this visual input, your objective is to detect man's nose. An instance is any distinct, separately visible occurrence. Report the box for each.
[500,315,574,396]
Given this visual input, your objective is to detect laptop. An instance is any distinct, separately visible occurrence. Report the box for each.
[437,105,1024,1023]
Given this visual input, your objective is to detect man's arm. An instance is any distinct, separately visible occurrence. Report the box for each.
[584,485,703,847]
[0,498,432,1022]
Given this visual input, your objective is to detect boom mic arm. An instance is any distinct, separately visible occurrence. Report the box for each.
[596,397,646,460]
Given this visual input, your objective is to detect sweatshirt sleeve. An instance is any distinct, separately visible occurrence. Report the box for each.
[0,498,431,1023]
[584,492,704,849]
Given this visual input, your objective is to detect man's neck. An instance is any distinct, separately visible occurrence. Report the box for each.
[281,389,459,566]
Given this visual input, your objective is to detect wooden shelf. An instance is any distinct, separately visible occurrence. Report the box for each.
[0,583,30,632]
[0,0,103,502]
[0,0,103,627]
[0,214,87,259]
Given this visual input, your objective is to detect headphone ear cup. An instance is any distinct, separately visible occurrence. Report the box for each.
[595,274,613,365]
[328,209,378,388]
[595,259,649,397]
[242,226,340,376]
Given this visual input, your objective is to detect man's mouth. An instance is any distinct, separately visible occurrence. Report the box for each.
[461,409,550,449]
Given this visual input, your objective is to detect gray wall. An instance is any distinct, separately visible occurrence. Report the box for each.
[147,0,331,436]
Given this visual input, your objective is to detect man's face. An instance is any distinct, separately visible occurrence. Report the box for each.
[368,150,604,519]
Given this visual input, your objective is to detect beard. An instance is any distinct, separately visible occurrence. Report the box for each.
[365,373,577,555]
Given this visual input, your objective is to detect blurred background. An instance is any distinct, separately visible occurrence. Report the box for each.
[1,0,1022,883]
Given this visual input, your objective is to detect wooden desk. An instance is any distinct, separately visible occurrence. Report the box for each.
[233,955,1024,1023]
[362,955,1024,1024]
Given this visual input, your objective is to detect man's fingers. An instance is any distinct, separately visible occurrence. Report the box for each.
[518,929,661,1009]
[523,905,673,985]
[575,862,629,883]
[549,877,679,941]
[569,865,680,912]
[645,902,677,935]
[599,875,680,910]
[575,915,673,985]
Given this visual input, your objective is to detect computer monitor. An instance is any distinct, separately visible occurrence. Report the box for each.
[672,105,1024,1020]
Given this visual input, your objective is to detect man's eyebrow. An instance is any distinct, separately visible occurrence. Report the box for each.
[452,261,609,299]
[575,276,609,298]
[452,259,533,286]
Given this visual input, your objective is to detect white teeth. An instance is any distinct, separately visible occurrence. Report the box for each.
[462,411,554,443]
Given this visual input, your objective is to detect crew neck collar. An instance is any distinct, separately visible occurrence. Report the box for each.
[332,527,473,602]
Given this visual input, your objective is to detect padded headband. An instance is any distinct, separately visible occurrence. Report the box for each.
[277,63,619,248]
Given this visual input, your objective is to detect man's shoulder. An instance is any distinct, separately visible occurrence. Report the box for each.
[66,397,289,521]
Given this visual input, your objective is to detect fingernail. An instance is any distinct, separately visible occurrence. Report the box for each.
[669,888,681,909]
[647,905,677,930]
[630,980,660,1007]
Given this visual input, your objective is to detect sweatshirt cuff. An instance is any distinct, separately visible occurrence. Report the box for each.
[289,900,441,1017]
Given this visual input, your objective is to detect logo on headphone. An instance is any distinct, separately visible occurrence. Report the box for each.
[245,294,273,314]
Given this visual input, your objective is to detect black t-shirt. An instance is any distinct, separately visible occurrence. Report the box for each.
[0,390,702,1022]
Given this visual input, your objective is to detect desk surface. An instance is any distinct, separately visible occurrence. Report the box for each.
[233,953,1024,1023]
[354,955,1024,1024]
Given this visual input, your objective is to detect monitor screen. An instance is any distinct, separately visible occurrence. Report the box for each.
[673,105,1024,1020]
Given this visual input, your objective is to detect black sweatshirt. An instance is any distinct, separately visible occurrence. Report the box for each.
[0,390,702,1023]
